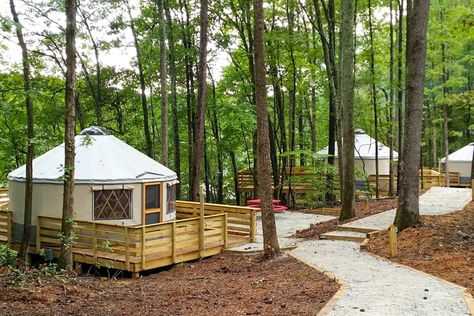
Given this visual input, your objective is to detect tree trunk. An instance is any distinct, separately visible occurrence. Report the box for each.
[368,0,380,199]
[394,0,429,231]
[396,0,404,193]
[191,0,209,201]
[158,0,168,166]
[388,0,396,197]
[165,1,181,198]
[230,151,241,205]
[441,40,450,187]
[209,72,224,204]
[339,0,356,220]
[59,0,77,269]
[126,0,153,158]
[10,0,34,261]
[253,0,280,258]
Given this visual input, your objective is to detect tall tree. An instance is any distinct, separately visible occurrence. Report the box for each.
[59,0,77,269]
[368,0,380,199]
[191,0,209,201]
[388,0,396,197]
[254,0,280,258]
[125,0,153,158]
[339,0,356,220]
[165,1,181,198]
[10,0,34,261]
[396,0,404,192]
[158,0,168,165]
[394,0,430,231]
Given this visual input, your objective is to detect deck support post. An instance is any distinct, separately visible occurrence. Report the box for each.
[199,184,205,258]
[223,213,228,249]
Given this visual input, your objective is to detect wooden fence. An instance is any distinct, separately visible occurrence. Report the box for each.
[36,213,227,275]
[176,201,257,245]
[0,211,12,245]
[0,189,8,211]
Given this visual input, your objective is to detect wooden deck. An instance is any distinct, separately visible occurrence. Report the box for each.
[37,214,227,273]
[0,189,257,274]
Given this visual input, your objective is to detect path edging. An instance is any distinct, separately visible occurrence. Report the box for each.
[289,249,349,316]
[362,249,474,315]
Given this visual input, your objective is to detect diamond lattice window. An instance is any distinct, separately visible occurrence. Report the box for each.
[94,189,132,220]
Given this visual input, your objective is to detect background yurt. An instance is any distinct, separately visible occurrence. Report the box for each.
[317,129,398,190]
[7,127,178,243]
[439,142,474,186]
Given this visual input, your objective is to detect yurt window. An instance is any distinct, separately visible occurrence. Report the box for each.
[93,189,132,220]
[143,183,162,224]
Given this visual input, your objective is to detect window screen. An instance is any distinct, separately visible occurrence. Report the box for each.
[167,184,176,215]
[94,189,132,220]
[145,184,160,209]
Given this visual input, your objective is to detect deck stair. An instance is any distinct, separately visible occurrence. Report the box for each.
[320,224,377,243]
[320,230,368,243]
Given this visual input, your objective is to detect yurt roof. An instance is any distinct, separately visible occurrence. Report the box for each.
[317,129,398,160]
[8,127,177,184]
[440,142,474,163]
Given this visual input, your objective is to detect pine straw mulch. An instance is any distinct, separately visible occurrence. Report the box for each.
[0,252,340,316]
[293,198,399,239]
[365,201,474,295]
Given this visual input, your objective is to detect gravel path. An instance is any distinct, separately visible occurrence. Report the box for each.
[290,240,471,315]
[233,187,473,315]
[229,211,335,251]
[341,187,471,231]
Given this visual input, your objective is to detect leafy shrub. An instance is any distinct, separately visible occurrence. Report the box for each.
[0,244,18,267]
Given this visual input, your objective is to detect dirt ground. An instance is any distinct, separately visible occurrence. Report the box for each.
[365,201,474,295]
[0,252,340,315]
[294,198,399,239]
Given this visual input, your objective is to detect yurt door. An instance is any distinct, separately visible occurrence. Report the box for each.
[143,182,162,225]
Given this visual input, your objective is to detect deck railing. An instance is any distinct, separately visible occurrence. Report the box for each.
[176,201,257,244]
[0,211,12,245]
[36,213,227,273]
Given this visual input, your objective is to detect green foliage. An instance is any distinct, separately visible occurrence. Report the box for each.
[0,245,17,267]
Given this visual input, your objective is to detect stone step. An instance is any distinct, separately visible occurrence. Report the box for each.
[320,230,367,243]
[336,225,378,234]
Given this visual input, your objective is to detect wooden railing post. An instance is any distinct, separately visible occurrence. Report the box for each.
[125,226,130,271]
[250,210,256,243]
[35,216,41,253]
[223,213,228,249]
[199,184,205,258]
[6,212,12,247]
[92,222,97,263]
[141,226,145,271]
[172,221,176,262]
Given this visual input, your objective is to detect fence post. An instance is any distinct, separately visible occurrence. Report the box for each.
[250,210,256,243]
[223,213,228,249]
[389,224,397,257]
[93,222,97,263]
[199,184,205,258]
[125,226,130,271]
[35,216,41,253]
[172,221,176,262]
[141,226,145,271]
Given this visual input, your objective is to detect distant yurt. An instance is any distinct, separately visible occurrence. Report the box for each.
[8,126,178,243]
[440,142,473,185]
[317,129,398,178]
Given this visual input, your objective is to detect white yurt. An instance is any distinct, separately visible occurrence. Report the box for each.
[8,126,178,243]
[440,142,473,185]
[317,129,398,178]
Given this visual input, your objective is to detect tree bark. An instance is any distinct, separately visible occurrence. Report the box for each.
[396,0,404,193]
[158,0,168,166]
[388,0,396,197]
[10,0,35,261]
[191,0,209,201]
[165,0,181,198]
[253,0,280,258]
[339,0,356,220]
[59,0,77,269]
[394,0,429,231]
[368,0,380,199]
[441,39,450,187]
[125,0,153,158]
